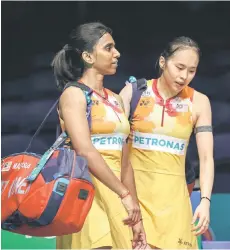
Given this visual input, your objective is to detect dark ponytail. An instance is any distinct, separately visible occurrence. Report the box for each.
[51,44,83,90]
[51,22,112,90]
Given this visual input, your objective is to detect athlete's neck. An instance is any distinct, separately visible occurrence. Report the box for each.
[157,76,180,100]
[79,69,104,93]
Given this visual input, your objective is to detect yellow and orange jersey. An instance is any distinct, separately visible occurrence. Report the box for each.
[130,79,194,175]
[60,88,130,171]
[90,89,130,170]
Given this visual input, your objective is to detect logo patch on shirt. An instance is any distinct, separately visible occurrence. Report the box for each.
[91,133,127,151]
[172,103,189,112]
[142,90,151,97]
[113,100,120,107]
[92,100,99,105]
[132,132,187,155]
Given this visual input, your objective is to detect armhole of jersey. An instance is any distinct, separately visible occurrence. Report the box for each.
[111,92,125,112]
[190,88,196,130]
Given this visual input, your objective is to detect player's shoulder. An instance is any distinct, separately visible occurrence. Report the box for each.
[193,89,210,104]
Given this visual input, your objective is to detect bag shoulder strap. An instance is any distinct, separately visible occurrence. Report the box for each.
[26,81,93,152]
[25,99,59,152]
[128,78,147,121]
[63,81,93,119]
[64,81,93,104]
[64,81,92,93]
[56,81,93,137]
[27,82,93,182]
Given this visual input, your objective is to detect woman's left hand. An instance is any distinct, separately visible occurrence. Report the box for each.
[192,198,210,236]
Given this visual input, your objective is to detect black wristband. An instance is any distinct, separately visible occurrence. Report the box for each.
[201,196,211,203]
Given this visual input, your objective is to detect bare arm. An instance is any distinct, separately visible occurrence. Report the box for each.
[194,92,214,201]
[59,87,128,196]
[121,143,140,204]
[120,84,147,247]
[119,84,139,204]
[191,92,214,235]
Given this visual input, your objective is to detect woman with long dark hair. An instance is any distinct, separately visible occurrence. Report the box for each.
[52,22,145,249]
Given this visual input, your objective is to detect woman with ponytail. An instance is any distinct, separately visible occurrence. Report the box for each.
[120,36,214,249]
[52,22,146,249]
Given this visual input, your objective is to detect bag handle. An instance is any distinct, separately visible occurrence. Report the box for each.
[25,99,59,152]
[25,81,93,152]
[26,131,67,182]
[26,82,93,182]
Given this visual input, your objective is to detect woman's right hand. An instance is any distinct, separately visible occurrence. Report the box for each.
[132,221,148,249]
[121,194,142,226]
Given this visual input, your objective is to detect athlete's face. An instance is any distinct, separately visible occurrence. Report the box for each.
[160,48,199,92]
[82,33,120,75]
